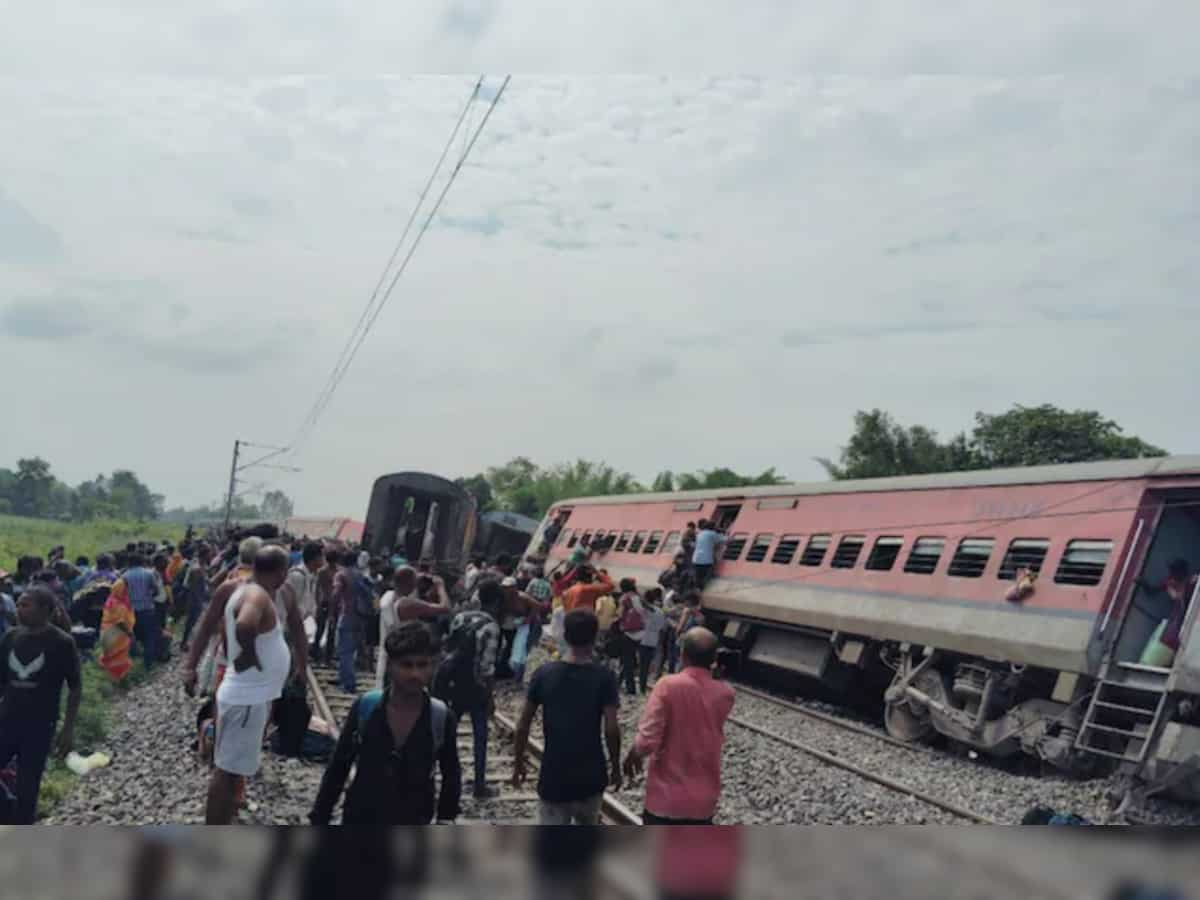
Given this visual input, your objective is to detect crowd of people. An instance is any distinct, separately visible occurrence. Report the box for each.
[0,522,741,826]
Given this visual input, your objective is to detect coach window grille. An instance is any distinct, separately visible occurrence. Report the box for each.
[1054,540,1113,586]
[865,536,904,571]
[771,534,803,565]
[565,530,578,548]
[615,530,633,552]
[580,530,593,548]
[722,533,749,561]
[800,534,831,566]
[629,531,649,553]
[556,527,571,546]
[746,534,775,563]
[831,535,866,569]
[948,538,995,578]
[644,531,665,554]
[997,538,1051,580]
[661,531,682,556]
[903,537,945,574]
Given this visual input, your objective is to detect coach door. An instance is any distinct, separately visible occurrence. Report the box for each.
[712,502,743,531]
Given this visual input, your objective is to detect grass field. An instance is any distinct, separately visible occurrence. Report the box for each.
[0,514,185,572]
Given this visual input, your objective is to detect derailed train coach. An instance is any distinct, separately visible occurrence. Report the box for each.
[360,473,538,579]
[361,472,478,575]
[530,456,1200,797]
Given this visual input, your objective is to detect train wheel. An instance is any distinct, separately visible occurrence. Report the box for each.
[884,698,934,744]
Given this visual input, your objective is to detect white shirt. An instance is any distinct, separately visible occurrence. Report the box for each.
[640,605,668,647]
[218,585,291,706]
[283,566,317,621]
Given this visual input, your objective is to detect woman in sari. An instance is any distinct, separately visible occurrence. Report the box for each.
[99,578,136,682]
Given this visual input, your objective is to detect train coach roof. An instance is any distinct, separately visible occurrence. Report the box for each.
[555,454,1200,509]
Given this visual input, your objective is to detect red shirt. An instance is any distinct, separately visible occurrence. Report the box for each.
[634,666,735,821]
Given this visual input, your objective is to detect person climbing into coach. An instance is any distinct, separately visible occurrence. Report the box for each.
[1137,558,1198,668]
[624,627,735,824]
[690,521,726,589]
[311,620,461,825]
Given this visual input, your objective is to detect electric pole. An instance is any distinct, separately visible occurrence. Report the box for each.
[221,439,301,534]
[222,439,241,533]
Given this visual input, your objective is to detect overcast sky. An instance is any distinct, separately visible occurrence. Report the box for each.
[1,3,1197,516]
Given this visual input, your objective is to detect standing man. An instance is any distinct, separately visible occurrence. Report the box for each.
[512,610,622,825]
[690,521,727,589]
[623,627,734,824]
[436,579,502,800]
[562,566,615,614]
[123,554,162,670]
[376,566,452,689]
[309,549,337,664]
[180,544,214,652]
[205,546,292,825]
[0,586,82,823]
[311,621,461,824]
[333,551,373,693]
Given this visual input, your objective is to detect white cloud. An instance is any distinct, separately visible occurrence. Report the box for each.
[0,5,1197,516]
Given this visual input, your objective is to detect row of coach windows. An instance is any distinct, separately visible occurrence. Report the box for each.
[553,526,1111,587]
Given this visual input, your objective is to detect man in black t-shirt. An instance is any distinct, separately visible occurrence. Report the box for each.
[512,609,621,825]
[0,585,82,823]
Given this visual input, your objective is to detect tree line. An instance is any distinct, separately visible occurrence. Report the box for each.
[4,404,1167,525]
[457,404,1166,518]
[0,458,164,522]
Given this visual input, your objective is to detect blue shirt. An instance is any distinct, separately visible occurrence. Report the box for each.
[124,567,158,613]
[692,530,726,566]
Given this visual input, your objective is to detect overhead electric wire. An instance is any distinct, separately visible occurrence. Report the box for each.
[289,75,492,455]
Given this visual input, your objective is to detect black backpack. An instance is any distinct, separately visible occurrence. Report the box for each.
[433,615,488,713]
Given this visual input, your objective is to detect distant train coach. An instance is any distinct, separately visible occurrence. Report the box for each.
[360,472,538,578]
[529,456,1200,797]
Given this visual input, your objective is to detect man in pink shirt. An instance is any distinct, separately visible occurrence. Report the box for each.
[623,627,735,824]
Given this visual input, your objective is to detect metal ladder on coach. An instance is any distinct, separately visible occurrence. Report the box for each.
[1075,660,1171,764]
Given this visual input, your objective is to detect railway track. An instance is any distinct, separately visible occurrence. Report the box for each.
[724,707,999,825]
[306,661,641,825]
[731,682,931,753]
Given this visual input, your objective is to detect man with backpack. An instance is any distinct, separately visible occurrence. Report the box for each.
[332,550,376,693]
[435,579,502,801]
[311,621,460,824]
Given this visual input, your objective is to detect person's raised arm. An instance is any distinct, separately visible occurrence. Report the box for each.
[183,580,236,695]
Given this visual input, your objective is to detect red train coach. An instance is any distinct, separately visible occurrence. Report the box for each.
[529,456,1200,792]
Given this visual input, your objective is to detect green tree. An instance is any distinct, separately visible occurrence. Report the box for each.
[676,467,788,490]
[455,474,496,513]
[109,470,161,520]
[13,457,55,517]
[821,405,1166,480]
[651,471,676,492]
[971,404,1166,469]
[260,489,295,521]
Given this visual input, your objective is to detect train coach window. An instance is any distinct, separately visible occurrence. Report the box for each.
[771,534,803,564]
[865,536,904,571]
[831,535,866,569]
[644,531,665,554]
[998,539,1051,580]
[800,534,831,566]
[903,537,945,574]
[556,527,572,546]
[948,538,995,578]
[580,531,593,548]
[1055,540,1113,586]
[746,534,775,563]
[565,530,578,548]
[629,531,649,553]
[722,533,749,561]
[615,530,633,552]
[662,531,682,556]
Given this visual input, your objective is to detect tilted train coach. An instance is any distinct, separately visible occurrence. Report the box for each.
[529,456,1200,794]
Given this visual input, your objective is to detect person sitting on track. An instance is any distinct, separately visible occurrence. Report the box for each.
[311,620,461,825]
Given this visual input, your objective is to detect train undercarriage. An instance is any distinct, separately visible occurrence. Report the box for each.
[712,616,1200,798]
